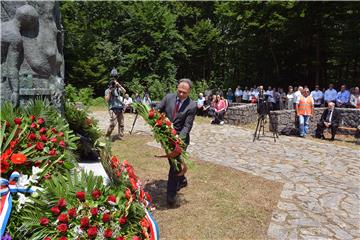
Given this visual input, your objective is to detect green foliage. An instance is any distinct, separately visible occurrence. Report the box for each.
[61,2,360,94]
[65,84,95,105]
[64,102,101,145]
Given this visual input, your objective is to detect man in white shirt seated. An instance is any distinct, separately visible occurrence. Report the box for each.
[310,85,324,108]
[123,94,133,113]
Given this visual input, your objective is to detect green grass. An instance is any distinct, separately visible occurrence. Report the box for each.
[108,134,282,240]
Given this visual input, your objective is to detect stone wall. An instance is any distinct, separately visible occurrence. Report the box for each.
[269,108,360,135]
[224,104,257,125]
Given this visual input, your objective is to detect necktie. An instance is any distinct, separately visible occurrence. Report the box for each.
[173,99,180,119]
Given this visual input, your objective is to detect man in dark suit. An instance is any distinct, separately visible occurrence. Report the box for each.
[157,78,197,206]
[315,102,341,141]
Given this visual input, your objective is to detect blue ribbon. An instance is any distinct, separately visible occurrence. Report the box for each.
[0,171,35,237]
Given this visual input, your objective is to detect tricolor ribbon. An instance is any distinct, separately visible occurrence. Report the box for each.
[144,200,160,240]
[0,171,35,237]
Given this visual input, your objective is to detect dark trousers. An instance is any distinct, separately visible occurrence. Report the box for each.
[167,144,188,198]
[316,122,338,139]
[214,110,225,123]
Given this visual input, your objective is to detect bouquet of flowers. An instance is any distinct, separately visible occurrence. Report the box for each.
[131,102,192,169]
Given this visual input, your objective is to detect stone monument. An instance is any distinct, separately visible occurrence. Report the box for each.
[1,1,65,111]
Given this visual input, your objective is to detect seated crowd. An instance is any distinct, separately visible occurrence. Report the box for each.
[197,84,359,136]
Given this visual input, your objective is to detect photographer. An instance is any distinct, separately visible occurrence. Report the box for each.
[104,79,126,139]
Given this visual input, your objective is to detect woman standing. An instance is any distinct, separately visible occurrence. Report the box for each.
[286,86,295,110]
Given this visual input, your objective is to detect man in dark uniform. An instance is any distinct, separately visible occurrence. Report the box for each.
[157,78,197,206]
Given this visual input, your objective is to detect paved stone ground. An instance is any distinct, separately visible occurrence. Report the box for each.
[92,112,360,240]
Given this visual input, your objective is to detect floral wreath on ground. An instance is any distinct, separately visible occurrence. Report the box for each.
[1,101,158,240]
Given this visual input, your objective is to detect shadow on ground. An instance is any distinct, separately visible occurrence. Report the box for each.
[144,179,187,210]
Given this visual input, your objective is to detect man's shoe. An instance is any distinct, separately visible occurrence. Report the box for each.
[167,195,176,207]
[177,180,188,192]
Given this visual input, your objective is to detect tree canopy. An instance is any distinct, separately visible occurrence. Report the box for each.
[61,1,360,99]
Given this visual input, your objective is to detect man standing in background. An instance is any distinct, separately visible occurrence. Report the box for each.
[311,85,324,108]
[324,84,337,106]
[336,84,350,108]
[296,87,314,137]
[105,79,126,139]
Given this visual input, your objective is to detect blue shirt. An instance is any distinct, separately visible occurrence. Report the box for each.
[336,90,350,104]
[310,90,323,105]
[324,89,337,102]
[197,97,205,106]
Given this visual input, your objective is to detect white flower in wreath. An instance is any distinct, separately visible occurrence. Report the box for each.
[16,193,33,212]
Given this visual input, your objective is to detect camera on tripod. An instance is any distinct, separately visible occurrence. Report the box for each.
[257,92,270,117]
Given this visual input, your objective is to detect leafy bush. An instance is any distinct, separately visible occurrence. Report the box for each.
[64,102,101,158]
[65,84,95,105]
[90,97,107,107]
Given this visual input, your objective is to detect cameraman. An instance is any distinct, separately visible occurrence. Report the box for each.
[104,79,126,139]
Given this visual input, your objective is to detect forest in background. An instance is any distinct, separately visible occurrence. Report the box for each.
[61,1,360,99]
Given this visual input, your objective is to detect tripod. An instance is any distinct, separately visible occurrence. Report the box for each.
[129,113,138,135]
[253,114,279,142]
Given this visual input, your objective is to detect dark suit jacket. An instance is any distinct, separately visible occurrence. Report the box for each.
[157,93,197,145]
[320,108,341,127]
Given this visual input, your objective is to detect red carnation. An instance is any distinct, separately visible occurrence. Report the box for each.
[171,129,177,136]
[125,188,131,199]
[59,140,66,148]
[166,120,171,126]
[51,127,58,134]
[48,149,57,156]
[14,118,22,125]
[35,142,44,151]
[29,115,36,122]
[119,216,127,225]
[34,160,41,167]
[58,132,64,137]
[90,207,98,216]
[40,135,48,142]
[0,159,9,174]
[68,208,77,218]
[57,213,68,223]
[116,237,125,240]
[140,218,150,228]
[87,226,98,239]
[130,178,138,190]
[76,191,86,201]
[148,110,155,119]
[51,206,60,215]
[38,118,45,125]
[28,133,37,140]
[107,195,116,203]
[50,137,57,143]
[91,189,101,200]
[44,173,51,180]
[104,229,113,238]
[132,236,141,240]
[43,237,51,240]
[80,217,90,228]
[155,120,163,127]
[39,217,49,226]
[59,237,67,240]
[57,223,68,233]
[57,198,67,208]
[102,213,111,223]
[39,127,47,134]
[30,122,37,129]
